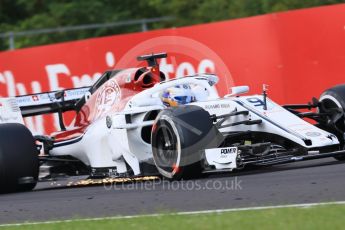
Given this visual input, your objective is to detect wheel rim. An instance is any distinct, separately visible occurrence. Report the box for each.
[154,122,179,173]
[320,96,345,131]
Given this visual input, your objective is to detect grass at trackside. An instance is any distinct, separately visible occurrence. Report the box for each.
[2,204,345,230]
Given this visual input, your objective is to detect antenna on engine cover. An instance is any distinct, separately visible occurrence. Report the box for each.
[262,84,269,110]
[137,53,167,67]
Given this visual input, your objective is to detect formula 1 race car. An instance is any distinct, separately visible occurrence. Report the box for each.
[1,52,345,193]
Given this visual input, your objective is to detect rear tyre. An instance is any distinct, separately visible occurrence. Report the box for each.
[151,105,223,180]
[0,123,39,193]
[320,84,345,161]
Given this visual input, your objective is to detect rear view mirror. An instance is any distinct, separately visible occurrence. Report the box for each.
[224,86,249,98]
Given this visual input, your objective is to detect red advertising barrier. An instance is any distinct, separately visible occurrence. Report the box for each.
[0,4,345,134]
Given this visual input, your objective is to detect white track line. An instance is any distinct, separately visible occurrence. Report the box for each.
[1,200,345,227]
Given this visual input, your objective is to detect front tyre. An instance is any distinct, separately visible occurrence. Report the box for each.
[0,123,39,193]
[151,105,223,179]
[320,84,345,161]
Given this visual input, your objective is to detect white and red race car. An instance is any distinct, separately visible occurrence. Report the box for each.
[1,53,345,193]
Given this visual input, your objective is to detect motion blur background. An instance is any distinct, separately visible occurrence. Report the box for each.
[0,0,343,50]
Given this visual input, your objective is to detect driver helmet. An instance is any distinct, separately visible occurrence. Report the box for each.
[161,84,195,107]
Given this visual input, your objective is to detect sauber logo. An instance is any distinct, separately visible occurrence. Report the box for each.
[95,79,121,119]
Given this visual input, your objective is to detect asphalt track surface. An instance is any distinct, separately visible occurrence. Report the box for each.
[1,158,345,224]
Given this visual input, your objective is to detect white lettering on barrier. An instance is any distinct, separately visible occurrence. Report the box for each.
[0,51,217,134]
[159,58,173,80]
[72,73,102,88]
[45,64,71,90]
[176,62,196,77]
[160,58,215,78]
[0,71,16,96]
[198,59,215,74]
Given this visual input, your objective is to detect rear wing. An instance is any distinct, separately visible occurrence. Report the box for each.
[16,87,90,117]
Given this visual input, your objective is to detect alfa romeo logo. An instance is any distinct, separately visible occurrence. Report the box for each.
[95,79,121,119]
